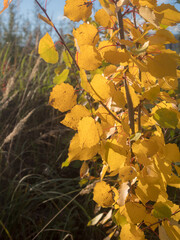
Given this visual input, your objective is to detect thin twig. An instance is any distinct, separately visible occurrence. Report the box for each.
[138,104,141,131]
[34,0,80,71]
[116,8,126,49]
[116,6,135,134]
[124,77,135,134]
[141,209,180,230]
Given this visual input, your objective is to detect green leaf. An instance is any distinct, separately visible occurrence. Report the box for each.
[61,158,70,168]
[53,69,69,84]
[114,211,127,227]
[130,132,141,142]
[153,109,178,129]
[79,178,88,187]
[152,202,172,219]
[62,50,72,68]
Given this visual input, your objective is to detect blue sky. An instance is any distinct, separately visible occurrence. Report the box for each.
[1,0,180,34]
[11,0,180,26]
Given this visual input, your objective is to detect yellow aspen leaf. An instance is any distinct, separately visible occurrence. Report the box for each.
[120,224,145,240]
[163,221,180,240]
[164,144,180,164]
[61,105,91,130]
[38,14,54,27]
[87,213,104,226]
[112,89,126,109]
[96,107,116,138]
[90,74,111,101]
[155,4,180,26]
[151,101,174,114]
[0,0,13,14]
[132,136,159,159]
[98,0,116,16]
[98,41,129,65]
[68,133,98,162]
[125,202,147,224]
[117,0,130,8]
[49,83,77,112]
[95,8,111,28]
[135,181,161,204]
[166,173,180,188]
[139,0,157,9]
[38,33,59,64]
[159,76,178,90]
[79,69,92,93]
[80,161,89,178]
[73,23,99,47]
[106,139,127,172]
[147,54,177,78]
[149,29,178,45]
[119,166,137,182]
[78,117,100,148]
[93,181,114,207]
[100,164,109,180]
[130,27,145,44]
[78,45,102,71]
[144,213,159,231]
[116,182,130,206]
[130,55,148,72]
[62,50,73,68]
[141,72,157,88]
[104,65,117,77]
[99,209,113,225]
[139,6,160,29]
[142,85,160,102]
[119,39,135,48]
[141,164,160,185]
[170,204,180,222]
[159,225,171,240]
[64,0,92,22]
[121,85,140,108]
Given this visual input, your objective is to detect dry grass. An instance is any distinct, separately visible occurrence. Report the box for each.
[0,43,105,240]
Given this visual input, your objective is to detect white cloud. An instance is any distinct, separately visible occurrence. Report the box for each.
[57,14,68,21]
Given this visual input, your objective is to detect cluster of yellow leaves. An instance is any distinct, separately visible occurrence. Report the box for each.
[37,0,180,239]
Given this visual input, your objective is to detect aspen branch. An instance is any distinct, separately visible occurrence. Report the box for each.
[116,5,135,134]
[35,0,80,71]
[141,209,180,230]
[124,77,135,134]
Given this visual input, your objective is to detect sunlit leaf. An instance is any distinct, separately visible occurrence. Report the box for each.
[78,117,100,148]
[61,105,91,130]
[38,33,59,64]
[53,69,69,84]
[64,0,92,22]
[93,181,114,207]
[49,83,77,112]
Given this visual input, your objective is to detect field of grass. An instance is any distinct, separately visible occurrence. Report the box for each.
[0,42,107,240]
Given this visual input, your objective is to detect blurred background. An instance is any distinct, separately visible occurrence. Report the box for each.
[0,1,179,239]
